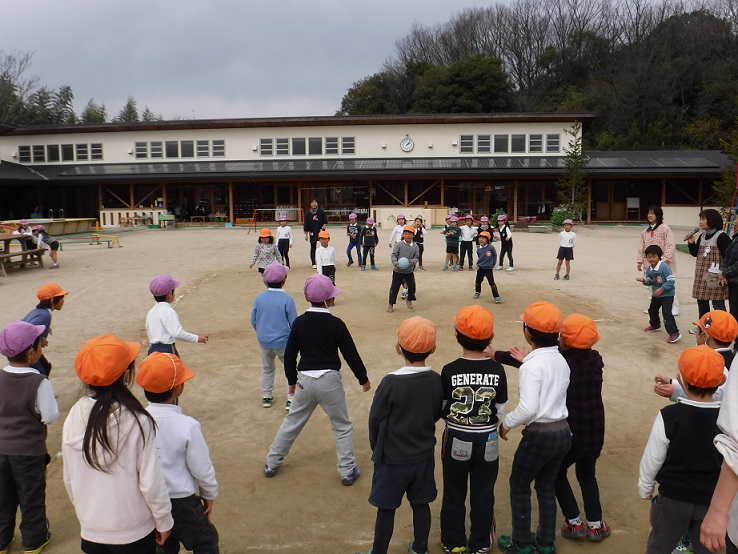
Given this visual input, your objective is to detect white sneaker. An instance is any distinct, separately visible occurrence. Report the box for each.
[401,290,408,299]
[672,305,680,316]
[506,266,514,272]
[495,266,503,271]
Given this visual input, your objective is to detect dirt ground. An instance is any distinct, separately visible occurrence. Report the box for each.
[0,222,705,553]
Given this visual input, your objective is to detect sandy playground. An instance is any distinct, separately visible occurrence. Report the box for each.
[0,222,709,553]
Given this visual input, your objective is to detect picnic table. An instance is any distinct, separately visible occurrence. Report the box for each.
[0,234,45,277]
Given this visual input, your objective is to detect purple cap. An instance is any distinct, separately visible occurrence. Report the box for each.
[480,216,489,222]
[449,216,459,222]
[33,225,45,232]
[497,214,507,221]
[366,217,375,224]
[263,262,289,284]
[396,214,405,220]
[278,214,287,221]
[20,219,28,226]
[465,214,473,219]
[348,213,357,219]
[149,274,181,296]
[0,321,46,357]
[304,274,340,303]
[563,219,574,225]
[445,214,452,220]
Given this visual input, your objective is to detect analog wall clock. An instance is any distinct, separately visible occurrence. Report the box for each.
[400,137,414,152]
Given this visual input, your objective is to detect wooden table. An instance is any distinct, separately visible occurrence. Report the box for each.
[0,234,45,276]
[190,216,207,223]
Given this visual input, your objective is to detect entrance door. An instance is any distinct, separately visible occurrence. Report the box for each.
[594,182,627,221]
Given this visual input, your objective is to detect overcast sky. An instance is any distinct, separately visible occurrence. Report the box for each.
[3,0,501,121]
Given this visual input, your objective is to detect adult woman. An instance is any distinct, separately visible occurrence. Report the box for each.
[688,209,729,326]
[719,230,738,325]
[637,206,679,315]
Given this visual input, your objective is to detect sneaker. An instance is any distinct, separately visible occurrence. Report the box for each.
[474,292,481,299]
[506,266,515,271]
[672,535,692,552]
[263,463,278,478]
[586,521,611,542]
[495,266,503,270]
[409,541,430,554]
[644,325,661,332]
[341,466,361,486]
[419,266,426,271]
[498,536,534,554]
[688,326,700,335]
[563,274,569,280]
[23,534,51,554]
[371,265,379,271]
[495,297,502,304]
[360,265,366,271]
[531,535,556,554]
[554,274,560,280]
[50,264,59,270]
[469,547,490,554]
[668,332,682,344]
[406,300,414,310]
[262,397,273,408]
[443,265,449,271]
[452,265,458,271]
[442,546,468,554]
[672,305,681,316]
[401,290,408,299]
[347,261,353,267]
[387,304,394,313]
[458,266,464,271]
[312,264,317,269]
[561,520,586,539]
[285,396,293,411]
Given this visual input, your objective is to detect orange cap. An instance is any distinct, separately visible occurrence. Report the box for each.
[75,334,140,386]
[36,283,69,301]
[478,231,491,240]
[693,311,738,344]
[397,316,436,354]
[259,228,272,238]
[403,225,416,234]
[318,230,330,239]
[560,314,600,349]
[454,305,494,340]
[520,301,563,333]
[136,352,194,393]
[678,345,725,388]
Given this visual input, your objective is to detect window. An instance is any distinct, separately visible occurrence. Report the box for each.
[259,138,273,156]
[528,134,543,153]
[165,141,179,158]
[511,134,526,153]
[181,140,194,158]
[341,137,355,154]
[46,145,60,162]
[61,144,74,161]
[18,146,31,163]
[32,145,45,163]
[196,140,210,157]
[135,142,148,159]
[90,143,103,160]
[459,135,474,154]
[76,144,89,161]
[325,137,339,155]
[494,135,509,153]
[477,135,491,153]
[309,137,322,155]
[292,138,306,156]
[546,134,560,153]
[276,138,289,156]
[150,141,163,158]
[212,139,225,157]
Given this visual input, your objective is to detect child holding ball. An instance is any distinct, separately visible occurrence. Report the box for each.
[388,226,419,313]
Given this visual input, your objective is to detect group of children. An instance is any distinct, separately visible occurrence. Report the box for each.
[0,277,218,553]
[12,219,61,269]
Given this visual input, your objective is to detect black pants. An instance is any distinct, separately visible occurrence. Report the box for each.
[646,495,709,554]
[696,299,726,317]
[372,504,430,554]
[148,343,179,356]
[0,454,49,551]
[459,242,474,268]
[309,238,318,265]
[475,268,499,297]
[389,272,415,304]
[82,530,156,554]
[417,244,424,267]
[728,536,738,554]
[158,495,219,554]
[277,238,290,268]
[729,284,738,325]
[362,245,376,266]
[321,265,336,284]
[648,295,679,334]
[554,448,602,522]
[499,240,513,267]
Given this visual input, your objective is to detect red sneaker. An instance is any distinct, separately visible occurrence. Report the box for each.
[561,520,586,539]
[587,521,611,542]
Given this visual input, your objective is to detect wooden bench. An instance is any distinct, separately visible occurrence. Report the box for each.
[0,248,45,277]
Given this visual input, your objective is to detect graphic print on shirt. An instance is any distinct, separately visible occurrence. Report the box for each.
[448,385,498,426]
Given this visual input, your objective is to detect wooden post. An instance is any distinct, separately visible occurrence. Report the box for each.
[228,182,234,223]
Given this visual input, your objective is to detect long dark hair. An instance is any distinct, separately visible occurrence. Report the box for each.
[82,362,156,472]
[647,205,664,227]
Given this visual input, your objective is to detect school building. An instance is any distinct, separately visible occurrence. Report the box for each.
[0,114,729,229]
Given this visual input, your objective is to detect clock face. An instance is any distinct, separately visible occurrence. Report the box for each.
[400,137,414,152]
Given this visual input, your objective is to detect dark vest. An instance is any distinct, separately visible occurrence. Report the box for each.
[0,371,47,456]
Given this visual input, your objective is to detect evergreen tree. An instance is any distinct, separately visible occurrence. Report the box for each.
[112,97,139,122]
[80,98,107,123]
[556,123,589,223]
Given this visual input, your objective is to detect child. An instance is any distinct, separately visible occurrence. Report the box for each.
[498,301,571,554]
[136,352,219,554]
[443,216,461,271]
[636,244,682,343]
[555,314,610,542]
[63,334,173,552]
[31,225,60,269]
[316,230,336,284]
[359,316,443,554]
[459,214,478,271]
[264,274,371,483]
[476,216,494,243]
[388,226,419,313]
[12,218,33,238]
[250,228,283,273]
[496,215,514,271]
[22,282,69,377]
[555,219,576,280]
[388,213,407,247]
[362,217,380,271]
[440,306,507,554]
[0,321,58,554]
[475,231,501,303]
[346,213,363,267]
[413,217,426,270]
[638,345,725,553]
[276,214,292,268]
[250,262,298,409]
[146,274,208,355]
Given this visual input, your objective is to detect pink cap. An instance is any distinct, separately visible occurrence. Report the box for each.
[0,321,46,357]
[366,217,375,224]
[20,219,28,225]
[464,214,473,219]
[278,214,287,221]
[480,216,489,222]
[445,214,452,220]
[149,274,181,296]
[497,214,507,221]
[396,214,405,220]
[33,225,45,232]
[563,219,574,225]
[449,216,459,222]
[263,262,288,284]
[348,213,357,219]
[304,274,340,303]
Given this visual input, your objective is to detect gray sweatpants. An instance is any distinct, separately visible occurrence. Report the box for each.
[647,494,710,554]
[260,347,287,396]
